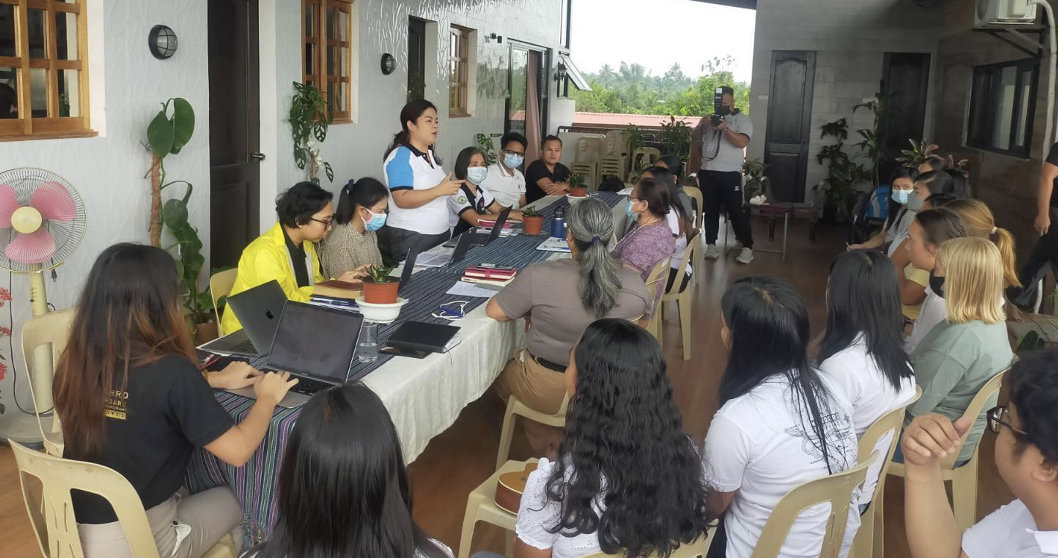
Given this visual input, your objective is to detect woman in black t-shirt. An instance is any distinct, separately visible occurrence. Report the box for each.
[53,243,299,558]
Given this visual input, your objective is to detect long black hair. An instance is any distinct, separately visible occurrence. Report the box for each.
[658,154,684,183]
[335,178,388,226]
[253,384,447,558]
[383,99,441,163]
[817,251,912,391]
[634,177,671,220]
[918,169,970,200]
[720,277,847,473]
[885,166,919,230]
[642,165,690,237]
[548,319,713,558]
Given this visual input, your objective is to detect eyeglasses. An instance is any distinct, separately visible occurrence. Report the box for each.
[311,216,335,227]
[986,406,1027,436]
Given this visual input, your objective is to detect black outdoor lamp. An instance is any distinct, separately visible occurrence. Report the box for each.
[148,25,178,60]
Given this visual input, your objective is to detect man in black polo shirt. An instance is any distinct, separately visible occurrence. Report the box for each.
[525,135,572,203]
[1008,142,1058,309]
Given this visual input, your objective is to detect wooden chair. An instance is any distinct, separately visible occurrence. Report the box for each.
[751,452,879,558]
[20,308,75,457]
[661,236,699,360]
[642,258,672,341]
[887,366,1010,531]
[851,386,922,558]
[10,440,237,558]
[210,269,239,336]
[496,392,569,470]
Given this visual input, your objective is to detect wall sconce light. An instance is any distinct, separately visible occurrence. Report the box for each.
[148,25,178,60]
[554,62,568,83]
[381,53,396,75]
[487,32,503,44]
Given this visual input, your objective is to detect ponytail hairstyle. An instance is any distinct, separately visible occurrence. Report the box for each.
[383,99,441,163]
[641,165,691,238]
[335,177,388,226]
[567,198,623,318]
[946,198,1020,288]
[634,177,672,220]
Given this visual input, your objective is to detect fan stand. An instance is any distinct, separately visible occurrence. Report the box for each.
[0,270,52,447]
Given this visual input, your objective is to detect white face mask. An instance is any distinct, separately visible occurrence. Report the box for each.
[467,167,488,185]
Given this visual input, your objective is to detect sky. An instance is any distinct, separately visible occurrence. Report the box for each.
[569,0,756,83]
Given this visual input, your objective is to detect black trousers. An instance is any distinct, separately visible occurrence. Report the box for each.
[1008,207,1058,308]
[377,226,450,267]
[699,170,754,248]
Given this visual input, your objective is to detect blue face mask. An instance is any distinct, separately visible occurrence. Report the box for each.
[467,167,488,185]
[504,153,524,169]
[891,189,911,205]
[362,208,387,232]
[625,199,638,219]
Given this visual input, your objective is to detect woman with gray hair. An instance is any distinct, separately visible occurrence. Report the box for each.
[487,197,649,454]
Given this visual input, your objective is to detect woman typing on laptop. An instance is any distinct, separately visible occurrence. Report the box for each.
[222,182,362,333]
[53,244,299,558]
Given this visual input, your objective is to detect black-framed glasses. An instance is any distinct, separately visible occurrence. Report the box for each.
[987,406,1027,436]
[311,216,335,227]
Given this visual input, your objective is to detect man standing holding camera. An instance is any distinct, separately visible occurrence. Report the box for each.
[693,86,754,264]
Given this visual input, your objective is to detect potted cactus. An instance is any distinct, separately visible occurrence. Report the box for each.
[568,173,588,197]
[362,264,399,304]
[521,206,544,236]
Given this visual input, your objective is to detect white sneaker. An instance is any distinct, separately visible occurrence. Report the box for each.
[736,247,754,264]
[704,244,720,260]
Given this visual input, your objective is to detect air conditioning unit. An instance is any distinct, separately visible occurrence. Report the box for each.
[975,0,1039,27]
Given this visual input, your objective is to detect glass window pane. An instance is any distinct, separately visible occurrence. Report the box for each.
[55,12,78,60]
[338,9,347,42]
[340,46,348,78]
[968,69,990,143]
[304,5,313,38]
[449,86,456,110]
[29,67,46,117]
[58,69,79,117]
[338,80,346,113]
[326,8,335,41]
[28,9,46,59]
[327,45,335,77]
[991,65,1017,151]
[0,4,15,58]
[1016,67,1033,147]
[0,67,18,119]
[305,42,314,76]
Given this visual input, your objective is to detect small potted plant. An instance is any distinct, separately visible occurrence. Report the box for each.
[521,206,544,236]
[362,264,399,304]
[568,173,588,198]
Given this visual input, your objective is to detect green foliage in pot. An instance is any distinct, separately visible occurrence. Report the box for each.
[476,132,503,166]
[852,92,892,188]
[290,81,334,184]
[365,264,398,284]
[521,206,540,218]
[569,173,586,189]
[742,157,769,200]
[659,116,692,161]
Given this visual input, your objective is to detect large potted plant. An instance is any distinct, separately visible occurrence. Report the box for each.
[290,81,334,184]
[145,98,216,341]
[362,264,399,304]
[521,206,544,236]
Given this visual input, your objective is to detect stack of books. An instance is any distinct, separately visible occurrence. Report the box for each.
[461,265,517,288]
[313,279,362,300]
[310,294,360,312]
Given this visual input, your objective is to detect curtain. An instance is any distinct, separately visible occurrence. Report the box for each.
[525,51,542,164]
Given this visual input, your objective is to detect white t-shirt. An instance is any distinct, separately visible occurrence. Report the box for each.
[907,285,945,353]
[963,499,1058,557]
[817,337,916,555]
[701,112,753,173]
[447,184,495,234]
[666,209,692,276]
[383,145,451,235]
[482,163,526,209]
[702,374,859,558]
[516,458,604,558]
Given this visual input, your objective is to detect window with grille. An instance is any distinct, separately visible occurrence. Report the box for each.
[449,25,470,117]
[302,0,353,122]
[966,58,1039,158]
[0,0,93,139]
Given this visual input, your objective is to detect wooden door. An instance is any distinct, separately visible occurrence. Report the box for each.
[764,51,816,203]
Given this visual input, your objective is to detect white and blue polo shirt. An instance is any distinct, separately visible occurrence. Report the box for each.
[383,144,451,235]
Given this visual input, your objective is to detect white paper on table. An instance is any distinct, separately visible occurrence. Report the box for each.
[446,281,500,298]
[416,251,454,268]
[535,237,571,253]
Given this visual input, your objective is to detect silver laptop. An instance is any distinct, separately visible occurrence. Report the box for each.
[199,280,286,357]
[225,300,365,408]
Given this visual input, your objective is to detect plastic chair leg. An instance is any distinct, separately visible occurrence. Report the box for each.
[496,397,518,470]
[679,296,691,361]
[458,492,485,558]
[952,461,979,531]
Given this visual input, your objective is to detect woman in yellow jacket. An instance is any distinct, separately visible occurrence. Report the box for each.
[222,182,362,333]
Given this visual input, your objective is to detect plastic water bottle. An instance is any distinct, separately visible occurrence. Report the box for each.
[358,321,379,363]
[551,207,566,238]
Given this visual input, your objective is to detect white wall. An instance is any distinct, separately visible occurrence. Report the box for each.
[0,0,211,413]
[258,0,565,227]
[749,0,942,199]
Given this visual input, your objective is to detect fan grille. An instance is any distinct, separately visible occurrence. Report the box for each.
[0,167,87,272]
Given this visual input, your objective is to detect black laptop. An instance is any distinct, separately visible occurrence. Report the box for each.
[224,301,365,408]
[470,206,512,246]
[200,280,286,357]
[396,241,421,297]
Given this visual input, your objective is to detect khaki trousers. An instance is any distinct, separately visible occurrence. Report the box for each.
[494,349,567,454]
[78,487,243,558]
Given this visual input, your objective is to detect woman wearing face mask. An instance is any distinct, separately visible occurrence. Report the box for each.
[903,208,968,352]
[317,178,388,280]
[848,167,919,253]
[449,147,522,237]
[612,177,676,317]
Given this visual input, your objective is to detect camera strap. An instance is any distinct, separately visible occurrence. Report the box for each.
[701,126,723,162]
